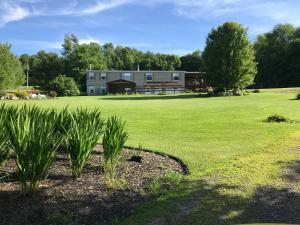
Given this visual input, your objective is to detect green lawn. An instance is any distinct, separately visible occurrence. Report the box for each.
[2,90,300,224]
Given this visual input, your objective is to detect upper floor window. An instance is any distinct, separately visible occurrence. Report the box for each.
[89,72,95,80]
[172,73,180,81]
[122,72,133,81]
[101,72,107,80]
[145,72,153,81]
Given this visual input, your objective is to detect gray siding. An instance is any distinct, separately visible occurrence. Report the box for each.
[87,70,185,95]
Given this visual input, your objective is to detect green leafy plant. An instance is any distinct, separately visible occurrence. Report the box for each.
[15,91,29,99]
[64,108,104,178]
[4,105,62,194]
[164,171,183,186]
[103,116,128,176]
[0,104,10,164]
[149,178,163,194]
[50,210,73,225]
[49,91,58,98]
[49,75,80,96]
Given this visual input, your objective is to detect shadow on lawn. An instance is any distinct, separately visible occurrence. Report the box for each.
[281,160,300,182]
[0,184,147,225]
[100,94,208,101]
[146,179,300,225]
[1,157,300,225]
[1,177,300,225]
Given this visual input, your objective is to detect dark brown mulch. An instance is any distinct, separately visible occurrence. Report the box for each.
[0,146,186,225]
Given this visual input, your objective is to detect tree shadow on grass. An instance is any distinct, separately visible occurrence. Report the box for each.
[145,179,300,225]
[1,176,300,225]
[281,160,300,182]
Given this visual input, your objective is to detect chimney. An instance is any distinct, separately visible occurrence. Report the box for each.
[137,64,140,71]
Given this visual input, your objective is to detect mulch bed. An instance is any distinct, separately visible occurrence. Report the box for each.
[0,145,186,225]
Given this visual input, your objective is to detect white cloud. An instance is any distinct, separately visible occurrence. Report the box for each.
[0,0,134,27]
[160,0,300,25]
[0,1,30,27]
[79,37,101,44]
[1,0,300,32]
[77,0,133,15]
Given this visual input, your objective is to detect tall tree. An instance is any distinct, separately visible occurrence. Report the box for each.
[102,43,116,70]
[179,50,202,71]
[62,34,106,88]
[202,22,257,91]
[254,24,300,88]
[0,43,24,91]
[20,51,63,89]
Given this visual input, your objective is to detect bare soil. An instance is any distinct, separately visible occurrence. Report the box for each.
[0,145,186,225]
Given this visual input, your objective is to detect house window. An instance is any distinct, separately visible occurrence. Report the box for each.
[89,72,95,80]
[100,86,106,94]
[122,72,133,81]
[145,72,153,81]
[89,86,95,95]
[172,73,180,81]
[101,72,107,80]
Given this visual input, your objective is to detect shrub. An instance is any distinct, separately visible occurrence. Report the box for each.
[49,91,57,98]
[4,105,62,194]
[103,116,128,176]
[6,93,16,99]
[15,91,29,99]
[253,89,260,93]
[0,104,10,164]
[266,115,292,123]
[49,75,80,96]
[0,90,6,98]
[64,108,104,178]
[158,91,166,95]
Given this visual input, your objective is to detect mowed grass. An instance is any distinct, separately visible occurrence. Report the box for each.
[3,90,300,224]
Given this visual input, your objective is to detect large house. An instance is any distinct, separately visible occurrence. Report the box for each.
[86,70,186,95]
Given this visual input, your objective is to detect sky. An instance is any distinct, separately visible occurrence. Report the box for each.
[0,0,300,56]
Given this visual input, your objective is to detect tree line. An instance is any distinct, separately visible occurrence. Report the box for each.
[1,22,300,95]
[17,34,201,92]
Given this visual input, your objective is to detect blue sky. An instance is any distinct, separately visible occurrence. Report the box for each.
[1,0,300,56]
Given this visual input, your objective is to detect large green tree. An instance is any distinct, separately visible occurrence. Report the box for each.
[62,34,106,88]
[19,51,63,89]
[179,50,202,71]
[254,24,300,88]
[0,43,24,91]
[49,75,79,96]
[202,22,257,91]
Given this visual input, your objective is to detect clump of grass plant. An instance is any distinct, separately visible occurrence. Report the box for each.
[149,178,163,194]
[266,114,295,123]
[64,108,104,179]
[103,116,128,177]
[0,104,10,164]
[4,105,62,195]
